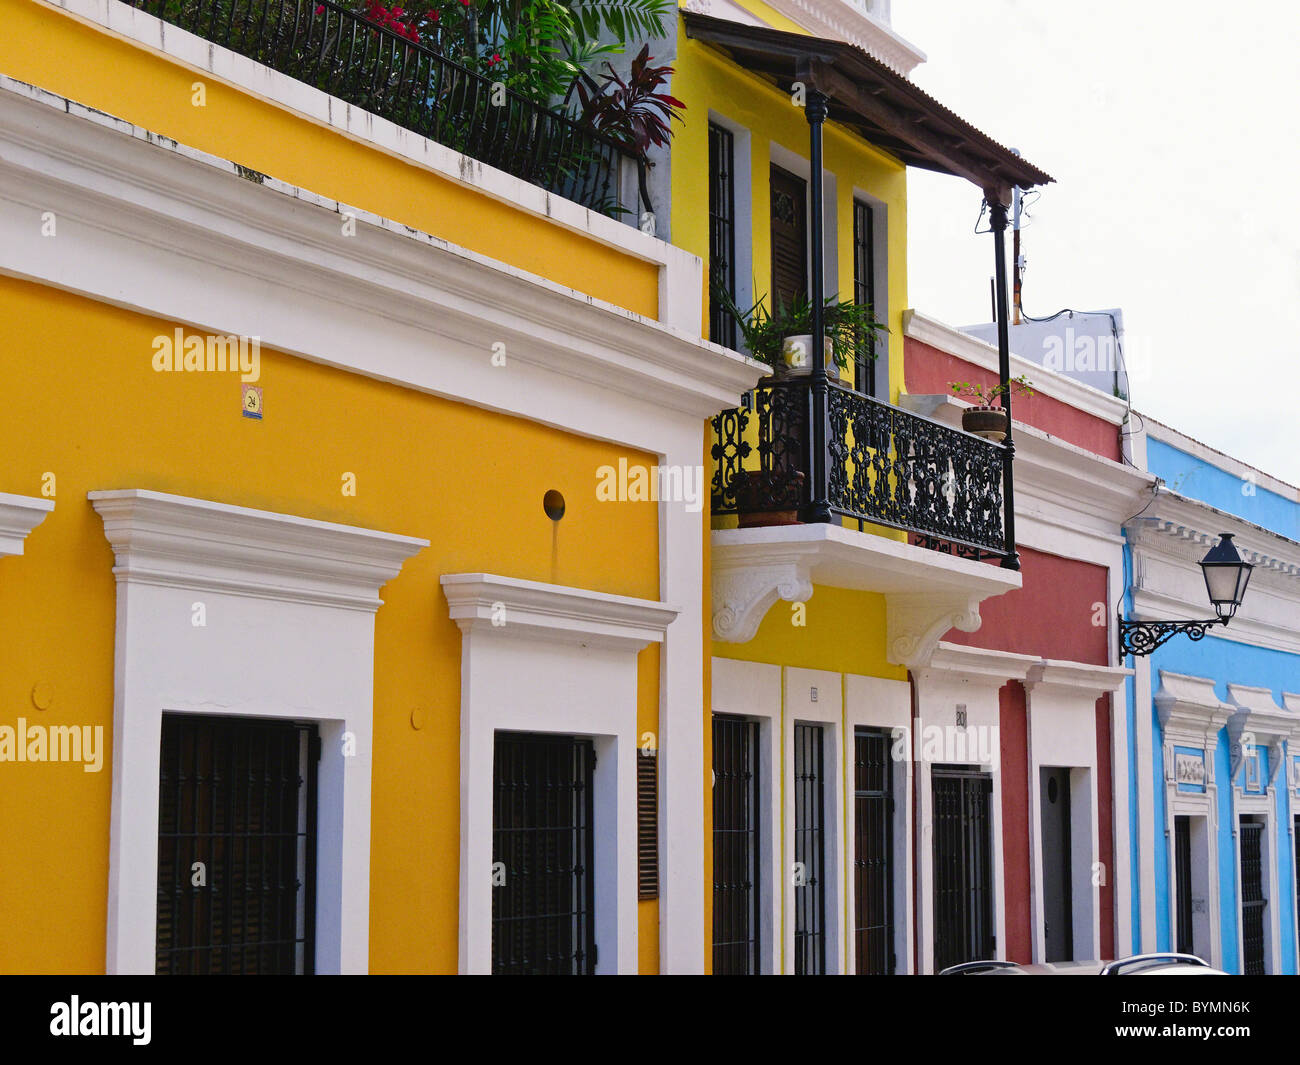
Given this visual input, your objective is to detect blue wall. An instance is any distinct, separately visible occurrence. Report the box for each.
[1148,437,1299,539]
[1130,436,1300,972]
[1144,628,1299,974]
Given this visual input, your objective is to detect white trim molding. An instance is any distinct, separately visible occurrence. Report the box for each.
[89,488,427,974]
[0,75,762,424]
[843,673,913,973]
[444,573,675,974]
[1154,670,1232,970]
[0,491,54,557]
[1225,684,1300,788]
[441,573,678,651]
[757,0,927,74]
[710,523,1020,668]
[711,657,784,973]
[1023,659,1130,964]
[911,642,1038,972]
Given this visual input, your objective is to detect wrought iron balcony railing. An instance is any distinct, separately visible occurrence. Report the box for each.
[129,0,638,217]
[711,376,1011,561]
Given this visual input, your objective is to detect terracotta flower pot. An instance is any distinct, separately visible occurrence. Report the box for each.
[734,469,806,527]
[962,405,1009,442]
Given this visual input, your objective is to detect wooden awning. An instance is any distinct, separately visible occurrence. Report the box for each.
[682,11,1053,198]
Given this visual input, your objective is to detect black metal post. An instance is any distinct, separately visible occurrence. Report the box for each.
[805,90,831,524]
[988,195,1020,570]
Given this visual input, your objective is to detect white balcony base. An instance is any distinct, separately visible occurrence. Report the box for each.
[711,522,1021,667]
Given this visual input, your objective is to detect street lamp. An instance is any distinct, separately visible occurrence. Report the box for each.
[1119,533,1254,657]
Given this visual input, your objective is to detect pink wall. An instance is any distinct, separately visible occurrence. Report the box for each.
[944,545,1110,666]
[905,337,1121,462]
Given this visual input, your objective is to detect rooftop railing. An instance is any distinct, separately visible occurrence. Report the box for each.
[129,0,639,217]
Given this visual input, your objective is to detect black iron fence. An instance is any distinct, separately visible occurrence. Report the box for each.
[129,0,637,216]
[711,376,1010,560]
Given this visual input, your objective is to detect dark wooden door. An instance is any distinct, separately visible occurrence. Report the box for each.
[770,165,807,313]
[854,728,894,974]
[932,766,994,972]
[1040,766,1073,962]
[1239,819,1266,975]
[713,714,761,974]
[1175,815,1193,956]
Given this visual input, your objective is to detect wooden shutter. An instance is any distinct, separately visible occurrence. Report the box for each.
[637,749,659,899]
[770,165,808,312]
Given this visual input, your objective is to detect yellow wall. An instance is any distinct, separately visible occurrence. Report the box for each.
[712,584,905,681]
[0,276,662,972]
[669,26,909,402]
[0,0,659,321]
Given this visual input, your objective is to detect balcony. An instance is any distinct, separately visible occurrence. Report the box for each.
[711,375,1010,562]
[128,0,639,217]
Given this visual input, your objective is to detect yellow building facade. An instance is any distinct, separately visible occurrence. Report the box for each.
[0,0,760,973]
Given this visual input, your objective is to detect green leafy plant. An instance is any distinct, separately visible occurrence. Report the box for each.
[714,283,884,371]
[948,375,1035,406]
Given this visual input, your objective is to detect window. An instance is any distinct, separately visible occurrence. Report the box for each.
[1239,817,1267,976]
[854,727,894,974]
[713,714,761,974]
[708,123,738,349]
[156,714,319,975]
[491,732,596,975]
[637,749,659,900]
[793,722,827,974]
[852,199,878,396]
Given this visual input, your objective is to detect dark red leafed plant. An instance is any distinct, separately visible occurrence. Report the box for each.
[574,45,685,158]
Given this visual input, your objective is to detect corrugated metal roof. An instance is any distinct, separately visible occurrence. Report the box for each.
[682,11,1053,192]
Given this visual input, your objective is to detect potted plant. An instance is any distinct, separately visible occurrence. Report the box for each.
[714,285,883,379]
[948,375,1035,441]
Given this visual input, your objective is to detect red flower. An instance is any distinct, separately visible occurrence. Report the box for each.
[425,9,438,20]
[489,51,501,65]
[459,0,470,6]
[314,3,324,11]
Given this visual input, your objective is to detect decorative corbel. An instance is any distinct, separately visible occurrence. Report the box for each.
[711,557,814,643]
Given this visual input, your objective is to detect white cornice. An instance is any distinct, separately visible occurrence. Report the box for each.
[1154,671,1233,747]
[1025,659,1132,696]
[0,76,764,428]
[925,641,1040,685]
[753,0,926,75]
[710,523,1019,666]
[0,492,54,557]
[441,573,678,651]
[42,0,685,276]
[89,489,427,612]
[1224,684,1299,786]
[1127,489,1300,577]
[904,309,1131,426]
[1126,488,1300,656]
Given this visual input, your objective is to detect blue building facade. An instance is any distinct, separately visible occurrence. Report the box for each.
[1124,418,1300,973]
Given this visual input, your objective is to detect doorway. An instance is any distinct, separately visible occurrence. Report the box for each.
[1040,766,1073,962]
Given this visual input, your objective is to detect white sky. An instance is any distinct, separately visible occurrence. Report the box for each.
[892,0,1300,487]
